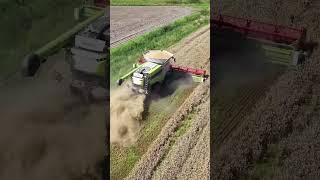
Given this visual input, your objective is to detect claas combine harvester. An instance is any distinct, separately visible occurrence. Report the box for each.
[21,0,108,101]
[117,50,208,95]
[212,14,310,66]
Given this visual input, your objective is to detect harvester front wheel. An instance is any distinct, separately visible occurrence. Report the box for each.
[117,79,123,86]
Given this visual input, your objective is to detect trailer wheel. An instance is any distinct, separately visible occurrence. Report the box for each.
[21,53,41,77]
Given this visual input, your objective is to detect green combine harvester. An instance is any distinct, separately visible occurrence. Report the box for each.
[117,50,208,95]
[22,0,108,101]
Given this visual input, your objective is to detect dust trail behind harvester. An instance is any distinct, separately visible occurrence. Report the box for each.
[0,54,105,180]
[110,83,146,146]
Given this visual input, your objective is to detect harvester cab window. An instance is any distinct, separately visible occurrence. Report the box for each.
[137,66,151,74]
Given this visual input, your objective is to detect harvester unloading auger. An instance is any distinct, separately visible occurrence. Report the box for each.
[21,0,108,102]
[116,50,208,95]
[212,14,311,66]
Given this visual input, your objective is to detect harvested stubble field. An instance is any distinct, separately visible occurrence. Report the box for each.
[110,6,193,47]
[213,0,320,179]
[124,26,210,180]
[213,64,285,147]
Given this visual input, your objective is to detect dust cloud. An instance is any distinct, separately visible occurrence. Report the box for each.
[110,83,146,146]
[0,75,105,180]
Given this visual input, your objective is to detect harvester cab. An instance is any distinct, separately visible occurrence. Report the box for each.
[65,14,108,101]
[67,15,108,78]
[117,50,207,95]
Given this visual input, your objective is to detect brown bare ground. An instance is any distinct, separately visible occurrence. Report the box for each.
[110,6,193,47]
[213,0,320,179]
[126,26,210,180]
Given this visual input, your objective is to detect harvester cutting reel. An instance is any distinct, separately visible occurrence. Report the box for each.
[212,14,314,66]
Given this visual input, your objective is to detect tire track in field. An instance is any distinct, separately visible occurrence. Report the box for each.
[152,98,210,180]
[177,122,210,180]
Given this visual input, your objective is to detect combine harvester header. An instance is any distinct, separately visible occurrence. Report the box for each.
[212,14,308,66]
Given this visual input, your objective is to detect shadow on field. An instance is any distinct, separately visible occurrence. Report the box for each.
[142,73,196,119]
[212,25,288,147]
[213,28,273,88]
